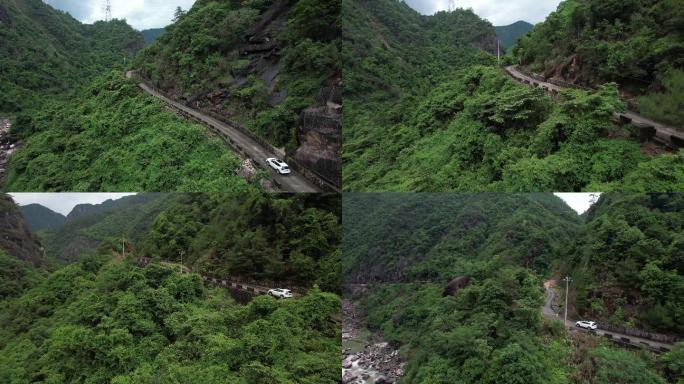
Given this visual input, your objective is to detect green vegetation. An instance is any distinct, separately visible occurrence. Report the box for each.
[495,20,534,50]
[0,255,340,384]
[1,0,260,191]
[135,0,340,149]
[33,192,341,292]
[514,0,684,128]
[562,193,684,335]
[344,193,684,383]
[142,193,341,292]
[0,192,341,383]
[0,0,142,113]
[19,204,65,232]
[343,0,684,191]
[3,72,252,192]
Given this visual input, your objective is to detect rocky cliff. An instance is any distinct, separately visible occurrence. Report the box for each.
[0,194,44,266]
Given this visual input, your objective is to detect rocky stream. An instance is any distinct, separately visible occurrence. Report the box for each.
[342,297,405,384]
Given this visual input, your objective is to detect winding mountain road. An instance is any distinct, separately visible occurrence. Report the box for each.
[505,65,684,148]
[542,281,675,353]
[125,71,319,193]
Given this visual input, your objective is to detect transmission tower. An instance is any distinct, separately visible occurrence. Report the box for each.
[448,0,456,12]
[104,0,112,22]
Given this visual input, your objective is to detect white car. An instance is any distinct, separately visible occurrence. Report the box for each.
[266,158,291,175]
[268,288,293,299]
[575,320,598,330]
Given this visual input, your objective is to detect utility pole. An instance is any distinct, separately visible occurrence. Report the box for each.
[121,236,125,258]
[179,250,185,274]
[563,276,572,323]
[497,39,501,65]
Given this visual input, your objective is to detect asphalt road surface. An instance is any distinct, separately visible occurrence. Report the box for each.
[126,71,319,193]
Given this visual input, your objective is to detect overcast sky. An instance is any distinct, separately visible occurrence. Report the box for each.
[45,0,196,30]
[554,193,601,214]
[404,0,561,25]
[9,193,137,216]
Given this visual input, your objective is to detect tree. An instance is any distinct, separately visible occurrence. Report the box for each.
[173,7,186,22]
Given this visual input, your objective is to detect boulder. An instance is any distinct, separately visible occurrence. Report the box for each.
[443,276,471,297]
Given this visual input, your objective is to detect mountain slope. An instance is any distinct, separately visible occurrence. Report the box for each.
[343,0,684,192]
[134,0,342,186]
[563,193,684,335]
[495,20,533,50]
[39,194,171,263]
[343,193,580,283]
[0,0,143,113]
[141,27,165,46]
[343,193,682,383]
[0,194,43,266]
[0,255,340,383]
[514,0,684,128]
[19,203,65,231]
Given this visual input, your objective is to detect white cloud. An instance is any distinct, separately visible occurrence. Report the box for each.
[554,193,601,215]
[46,0,196,30]
[403,0,562,25]
[9,193,137,216]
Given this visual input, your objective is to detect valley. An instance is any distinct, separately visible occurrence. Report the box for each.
[342,193,684,383]
[342,0,684,192]
[0,192,342,383]
[0,0,341,191]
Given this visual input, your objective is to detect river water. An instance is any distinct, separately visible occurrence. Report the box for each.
[342,298,405,384]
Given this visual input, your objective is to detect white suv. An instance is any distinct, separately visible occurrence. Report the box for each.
[268,288,293,299]
[266,158,291,175]
[575,321,598,330]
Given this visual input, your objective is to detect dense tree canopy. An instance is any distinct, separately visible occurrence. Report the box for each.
[0,256,340,384]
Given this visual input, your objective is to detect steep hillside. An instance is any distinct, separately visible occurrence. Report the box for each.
[514,0,684,128]
[343,193,683,383]
[562,193,684,335]
[134,0,342,186]
[343,193,580,283]
[2,72,253,191]
[495,20,534,50]
[343,0,684,192]
[141,27,165,46]
[0,0,143,113]
[141,192,341,292]
[0,255,340,383]
[0,194,43,266]
[19,203,65,231]
[39,194,171,263]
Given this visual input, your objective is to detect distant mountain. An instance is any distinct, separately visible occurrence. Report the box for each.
[66,194,151,222]
[495,20,533,50]
[141,27,165,46]
[42,194,170,263]
[0,195,44,267]
[19,204,65,232]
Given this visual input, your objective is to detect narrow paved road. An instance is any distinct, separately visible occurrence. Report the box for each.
[126,71,319,193]
[505,65,684,147]
[542,282,675,352]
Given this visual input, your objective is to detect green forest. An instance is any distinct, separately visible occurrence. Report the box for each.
[134,0,340,149]
[514,0,684,128]
[343,193,684,383]
[1,0,341,191]
[342,0,684,192]
[0,192,341,383]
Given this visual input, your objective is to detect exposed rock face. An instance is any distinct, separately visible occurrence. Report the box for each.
[0,194,44,267]
[443,276,471,297]
[0,3,11,26]
[294,84,342,187]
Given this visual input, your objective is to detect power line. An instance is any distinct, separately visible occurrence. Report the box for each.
[104,0,112,22]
